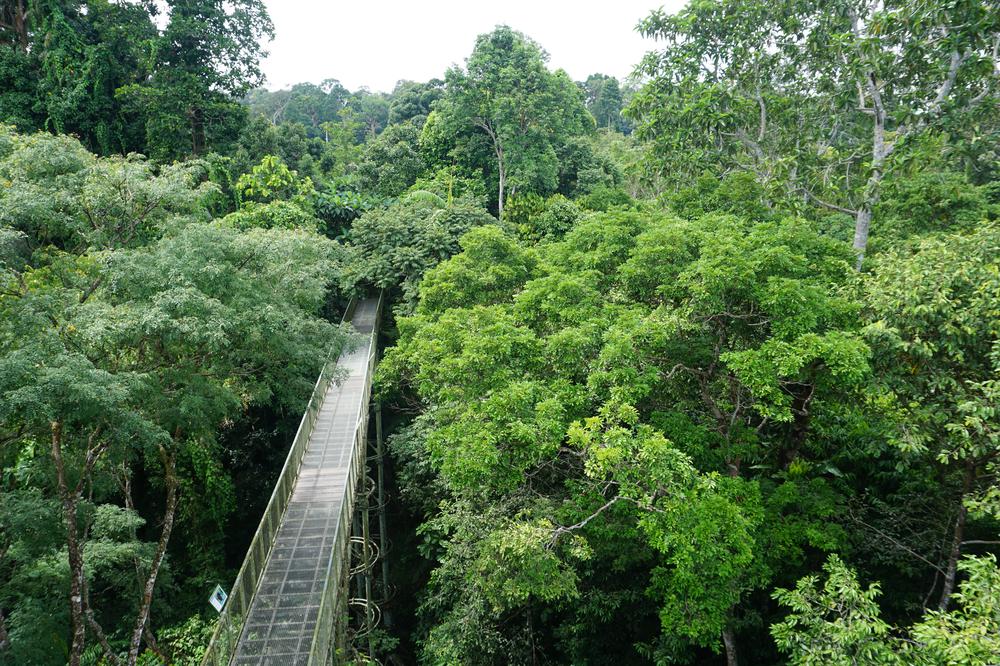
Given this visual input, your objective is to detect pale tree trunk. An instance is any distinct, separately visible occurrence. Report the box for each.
[15,1,27,50]
[118,469,169,664]
[722,627,739,666]
[853,71,891,271]
[852,134,887,270]
[476,119,506,220]
[497,155,506,221]
[938,460,976,610]
[126,444,179,664]
[51,423,112,664]
[852,207,873,270]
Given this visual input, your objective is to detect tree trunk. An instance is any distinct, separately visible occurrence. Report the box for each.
[498,160,506,221]
[127,445,179,664]
[783,382,816,468]
[51,422,87,666]
[938,460,976,610]
[852,207,873,271]
[477,119,506,220]
[84,590,119,666]
[854,88,889,270]
[0,608,10,653]
[722,627,739,666]
[3,0,30,50]
[15,0,27,51]
[190,108,206,156]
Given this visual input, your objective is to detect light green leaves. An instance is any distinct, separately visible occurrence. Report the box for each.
[771,555,899,666]
[773,554,1000,666]
[724,332,870,422]
[475,520,589,611]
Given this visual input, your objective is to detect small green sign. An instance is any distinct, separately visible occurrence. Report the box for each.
[209,584,228,613]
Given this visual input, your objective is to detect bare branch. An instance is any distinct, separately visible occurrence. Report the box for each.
[850,510,946,575]
[549,496,622,547]
[928,50,968,116]
[798,187,858,216]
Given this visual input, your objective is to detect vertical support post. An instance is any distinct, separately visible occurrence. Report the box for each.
[375,402,391,628]
[361,474,375,659]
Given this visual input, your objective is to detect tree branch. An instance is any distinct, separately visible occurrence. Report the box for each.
[549,496,622,547]
[798,187,858,216]
[928,50,967,116]
[127,443,179,664]
[850,510,945,575]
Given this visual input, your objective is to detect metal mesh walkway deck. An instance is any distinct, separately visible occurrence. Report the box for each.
[225,298,379,665]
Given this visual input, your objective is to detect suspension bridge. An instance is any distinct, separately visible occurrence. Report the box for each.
[202,295,387,666]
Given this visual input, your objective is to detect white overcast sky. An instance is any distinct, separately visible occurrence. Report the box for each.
[259,1,684,93]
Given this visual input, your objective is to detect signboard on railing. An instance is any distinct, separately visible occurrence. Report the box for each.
[209,585,228,613]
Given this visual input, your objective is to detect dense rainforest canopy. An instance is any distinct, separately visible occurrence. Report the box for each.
[1,1,999,665]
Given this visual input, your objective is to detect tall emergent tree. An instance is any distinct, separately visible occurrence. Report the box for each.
[580,73,628,132]
[630,0,1000,266]
[119,0,274,160]
[0,0,157,154]
[429,26,593,219]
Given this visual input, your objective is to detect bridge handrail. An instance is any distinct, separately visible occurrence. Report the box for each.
[308,290,382,664]
[201,299,364,666]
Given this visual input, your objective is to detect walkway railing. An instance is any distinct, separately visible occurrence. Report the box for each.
[201,297,376,666]
[308,303,379,664]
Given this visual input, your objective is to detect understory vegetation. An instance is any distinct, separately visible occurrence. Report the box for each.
[1,1,999,665]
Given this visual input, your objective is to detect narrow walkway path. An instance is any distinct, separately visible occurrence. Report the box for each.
[231,299,379,665]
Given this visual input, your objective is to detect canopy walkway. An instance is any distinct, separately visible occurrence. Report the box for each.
[202,296,384,666]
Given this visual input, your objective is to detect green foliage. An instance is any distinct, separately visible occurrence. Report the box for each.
[866,223,999,474]
[220,200,320,232]
[313,188,381,236]
[409,167,489,209]
[0,127,346,663]
[579,74,628,133]
[382,207,874,662]
[0,45,40,132]
[630,0,1000,262]
[432,26,594,214]
[771,555,899,665]
[0,2,158,155]
[502,192,585,241]
[413,226,539,316]
[556,135,624,197]
[475,519,589,611]
[669,171,775,222]
[388,79,444,126]
[148,615,215,664]
[873,170,997,247]
[354,121,428,197]
[501,192,546,230]
[342,198,497,298]
[773,554,1000,666]
[529,195,584,241]
[236,155,315,208]
[119,0,274,161]
[3,7,999,666]
[0,128,214,252]
[577,186,635,212]
[908,556,1000,665]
